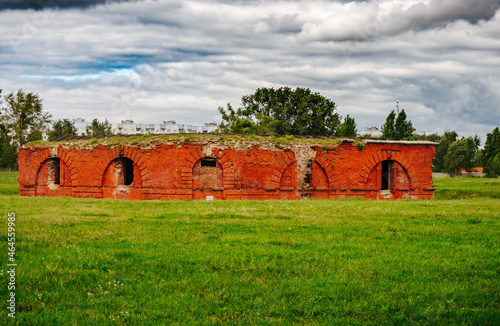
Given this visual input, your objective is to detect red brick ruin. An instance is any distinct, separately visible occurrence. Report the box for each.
[18,137,437,200]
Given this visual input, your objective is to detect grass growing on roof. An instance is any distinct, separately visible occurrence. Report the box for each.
[24,133,351,150]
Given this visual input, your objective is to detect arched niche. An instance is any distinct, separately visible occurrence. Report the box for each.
[192,157,224,199]
[102,157,140,186]
[279,161,297,199]
[35,157,72,196]
[310,160,329,198]
[102,157,142,199]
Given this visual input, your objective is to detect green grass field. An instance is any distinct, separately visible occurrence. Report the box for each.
[0,172,499,325]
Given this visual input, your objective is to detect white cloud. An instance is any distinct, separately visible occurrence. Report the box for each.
[0,0,499,141]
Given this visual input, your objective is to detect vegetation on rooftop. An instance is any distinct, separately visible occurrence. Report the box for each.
[25,132,350,150]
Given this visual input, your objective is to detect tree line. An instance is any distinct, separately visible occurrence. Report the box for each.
[0,89,112,169]
[218,87,499,177]
[429,129,500,177]
[1,87,499,177]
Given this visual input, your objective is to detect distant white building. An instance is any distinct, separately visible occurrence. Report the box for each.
[362,127,381,137]
[73,118,90,136]
[72,118,218,136]
[111,120,218,135]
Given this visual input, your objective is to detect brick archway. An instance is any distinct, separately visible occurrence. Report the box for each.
[28,147,78,186]
[94,145,151,187]
[313,152,336,188]
[359,150,417,188]
[279,160,296,189]
[178,147,235,190]
[270,150,337,190]
[270,150,295,190]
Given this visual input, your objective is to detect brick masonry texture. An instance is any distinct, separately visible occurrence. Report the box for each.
[18,138,437,200]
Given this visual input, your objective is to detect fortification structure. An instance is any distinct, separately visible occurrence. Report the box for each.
[18,135,438,200]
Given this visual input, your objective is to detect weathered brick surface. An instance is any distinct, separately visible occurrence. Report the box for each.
[18,139,437,200]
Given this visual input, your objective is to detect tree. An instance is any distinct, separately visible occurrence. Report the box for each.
[474,149,486,167]
[336,114,357,137]
[0,123,17,169]
[218,87,341,136]
[483,127,500,177]
[433,131,458,172]
[0,89,16,168]
[381,110,396,138]
[394,109,414,140]
[486,154,500,177]
[412,133,441,142]
[381,109,414,140]
[48,119,77,141]
[217,104,268,134]
[86,118,112,137]
[0,89,52,146]
[443,135,481,176]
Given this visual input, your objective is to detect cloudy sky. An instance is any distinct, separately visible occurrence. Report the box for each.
[1,0,499,141]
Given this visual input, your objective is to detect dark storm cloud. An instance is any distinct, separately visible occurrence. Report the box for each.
[401,0,500,31]
[0,0,132,11]
[300,0,500,42]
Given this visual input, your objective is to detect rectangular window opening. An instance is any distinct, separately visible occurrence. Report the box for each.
[200,158,217,168]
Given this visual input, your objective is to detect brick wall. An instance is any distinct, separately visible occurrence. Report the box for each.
[18,138,437,200]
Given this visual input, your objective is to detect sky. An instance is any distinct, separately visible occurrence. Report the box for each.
[0,0,499,142]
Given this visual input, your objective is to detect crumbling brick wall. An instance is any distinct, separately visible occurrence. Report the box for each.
[18,138,437,200]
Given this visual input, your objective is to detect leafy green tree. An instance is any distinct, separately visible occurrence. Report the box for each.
[443,135,481,176]
[412,133,441,142]
[433,131,458,172]
[474,149,486,167]
[0,89,52,146]
[218,87,340,136]
[86,118,112,137]
[483,127,500,177]
[486,154,500,177]
[381,109,414,140]
[0,89,17,169]
[336,115,357,137]
[394,109,414,140]
[48,119,77,141]
[381,110,396,138]
[217,104,269,134]
[0,123,17,169]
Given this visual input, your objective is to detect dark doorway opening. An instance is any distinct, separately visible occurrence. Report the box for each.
[381,160,393,190]
[123,158,134,186]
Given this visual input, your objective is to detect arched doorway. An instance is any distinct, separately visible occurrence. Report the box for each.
[102,157,141,199]
[35,157,72,196]
[367,159,411,199]
[192,157,224,199]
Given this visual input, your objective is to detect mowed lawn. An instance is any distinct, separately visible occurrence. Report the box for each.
[0,172,499,325]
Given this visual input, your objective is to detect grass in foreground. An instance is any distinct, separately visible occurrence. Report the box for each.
[0,172,18,196]
[434,176,500,199]
[0,173,499,325]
